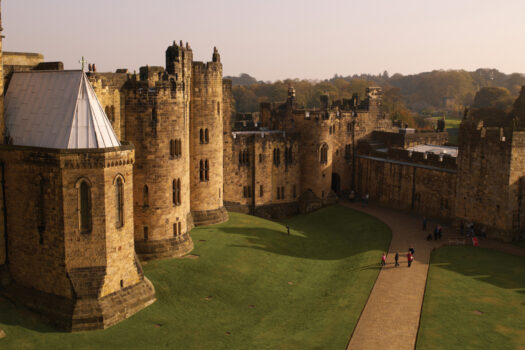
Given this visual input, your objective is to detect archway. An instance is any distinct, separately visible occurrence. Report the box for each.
[331,173,341,194]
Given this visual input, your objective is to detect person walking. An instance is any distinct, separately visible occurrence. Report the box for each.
[407,251,414,267]
[381,252,386,267]
[394,252,399,267]
[286,224,290,235]
[409,246,415,257]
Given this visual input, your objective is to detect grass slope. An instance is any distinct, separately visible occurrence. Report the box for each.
[417,247,525,350]
[0,205,391,350]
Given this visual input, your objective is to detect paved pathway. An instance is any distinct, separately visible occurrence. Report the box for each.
[343,202,525,350]
[344,203,450,350]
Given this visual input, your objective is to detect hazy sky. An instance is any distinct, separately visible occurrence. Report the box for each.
[4,0,525,81]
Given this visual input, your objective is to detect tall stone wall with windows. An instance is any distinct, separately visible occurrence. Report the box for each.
[189,52,228,225]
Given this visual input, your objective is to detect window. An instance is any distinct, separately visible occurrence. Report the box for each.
[239,149,250,166]
[200,160,209,181]
[176,179,181,205]
[347,123,352,132]
[144,226,149,240]
[170,140,175,157]
[320,144,328,164]
[178,222,182,235]
[259,154,263,163]
[260,185,264,197]
[143,185,149,207]
[281,186,285,200]
[115,177,124,228]
[172,179,181,205]
[243,186,252,198]
[285,147,293,165]
[200,128,209,144]
[273,148,280,166]
[78,180,92,234]
[293,185,297,199]
[217,101,220,115]
[173,223,177,236]
[277,187,280,200]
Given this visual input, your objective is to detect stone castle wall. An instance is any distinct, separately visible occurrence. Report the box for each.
[455,121,520,240]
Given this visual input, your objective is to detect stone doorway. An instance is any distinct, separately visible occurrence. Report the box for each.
[331,173,341,194]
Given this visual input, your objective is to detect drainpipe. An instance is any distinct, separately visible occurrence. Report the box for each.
[1,161,8,265]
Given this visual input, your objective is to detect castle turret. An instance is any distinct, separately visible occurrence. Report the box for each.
[189,48,228,225]
[124,45,194,260]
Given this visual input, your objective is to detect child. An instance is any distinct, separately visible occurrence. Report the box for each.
[381,252,386,266]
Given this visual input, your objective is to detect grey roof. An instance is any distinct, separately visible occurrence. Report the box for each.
[5,70,120,149]
[407,144,458,157]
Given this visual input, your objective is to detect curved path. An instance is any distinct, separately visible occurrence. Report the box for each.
[344,203,442,350]
[344,202,525,350]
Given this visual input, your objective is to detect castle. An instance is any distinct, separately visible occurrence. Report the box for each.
[0,0,524,331]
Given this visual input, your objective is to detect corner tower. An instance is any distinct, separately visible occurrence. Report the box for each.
[189,48,228,225]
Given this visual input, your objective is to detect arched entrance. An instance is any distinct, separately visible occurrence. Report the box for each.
[331,173,341,194]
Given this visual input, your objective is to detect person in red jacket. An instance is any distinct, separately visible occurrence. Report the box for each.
[381,252,386,266]
[407,251,414,267]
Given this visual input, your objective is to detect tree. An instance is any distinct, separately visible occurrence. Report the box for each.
[472,87,514,112]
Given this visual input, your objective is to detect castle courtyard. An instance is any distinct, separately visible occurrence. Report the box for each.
[0,204,524,349]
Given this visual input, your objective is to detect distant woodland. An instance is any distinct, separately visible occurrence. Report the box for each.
[225,69,525,128]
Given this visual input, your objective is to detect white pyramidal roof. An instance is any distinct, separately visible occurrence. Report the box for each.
[5,70,120,149]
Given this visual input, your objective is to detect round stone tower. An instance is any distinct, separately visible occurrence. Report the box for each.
[124,43,194,260]
[189,48,228,225]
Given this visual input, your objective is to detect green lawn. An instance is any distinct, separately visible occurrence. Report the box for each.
[0,205,391,350]
[417,247,525,350]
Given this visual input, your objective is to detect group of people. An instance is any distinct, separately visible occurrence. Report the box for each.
[422,217,443,241]
[349,191,369,206]
[459,221,487,238]
[380,246,415,268]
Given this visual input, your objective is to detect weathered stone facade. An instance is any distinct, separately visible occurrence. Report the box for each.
[0,144,155,331]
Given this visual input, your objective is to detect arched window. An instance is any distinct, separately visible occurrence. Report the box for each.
[170,140,175,157]
[204,129,209,143]
[200,129,204,144]
[172,180,177,205]
[115,177,124,228]
[217,101,220,115]
[105,106,111,121]
[174,178,181,205]
[110,105,115,122]
[239,151,243,165]
[205,160,209,181]
[320,144,328,164]
[273,148,280,166]
[78,180,92,234]
[176,139,182,156]
[200,160,207,182]
[143,185,149,207]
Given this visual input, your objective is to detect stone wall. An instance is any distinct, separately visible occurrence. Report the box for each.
[356,154,456,220]
[455,120,519,240]
[223,132,301,218]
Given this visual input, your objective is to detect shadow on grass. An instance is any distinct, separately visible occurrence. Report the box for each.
[430,247,525,292]
[221,226,387,260]
[0,296,57,334]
